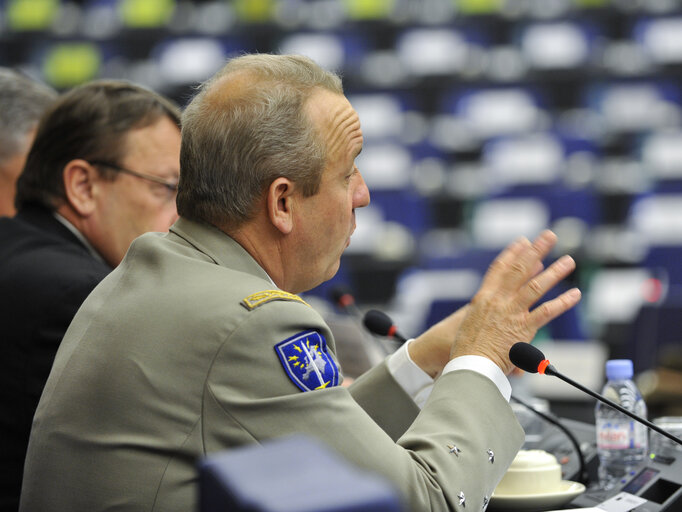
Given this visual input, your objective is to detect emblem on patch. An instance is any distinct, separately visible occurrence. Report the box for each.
[275,331,339,392]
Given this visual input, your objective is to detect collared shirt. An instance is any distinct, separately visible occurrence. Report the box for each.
[52,212,106,265]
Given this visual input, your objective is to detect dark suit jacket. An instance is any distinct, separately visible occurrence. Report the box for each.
[0,204,111,512]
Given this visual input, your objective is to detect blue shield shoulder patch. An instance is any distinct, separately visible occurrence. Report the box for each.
[274,331,339,392]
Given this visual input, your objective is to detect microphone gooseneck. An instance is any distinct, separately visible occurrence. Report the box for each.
[363,309,408,344]
[510,342,682,448]
[511,394,589,485]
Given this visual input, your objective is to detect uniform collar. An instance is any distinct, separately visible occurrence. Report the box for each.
[169,217,275,285]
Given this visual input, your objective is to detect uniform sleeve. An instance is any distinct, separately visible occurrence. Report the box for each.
[202,298,524,511]
[349,360,420,441]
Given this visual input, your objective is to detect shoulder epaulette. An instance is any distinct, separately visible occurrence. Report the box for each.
[241,290,309,311]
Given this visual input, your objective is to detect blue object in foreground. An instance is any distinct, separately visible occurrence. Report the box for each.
[198,435,404,512]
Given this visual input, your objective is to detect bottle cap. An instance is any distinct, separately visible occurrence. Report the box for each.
[606,359,634,380]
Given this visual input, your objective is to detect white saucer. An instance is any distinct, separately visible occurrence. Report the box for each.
[489,480,586,511]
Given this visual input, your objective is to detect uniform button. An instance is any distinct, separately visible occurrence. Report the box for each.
[447,444,462,456]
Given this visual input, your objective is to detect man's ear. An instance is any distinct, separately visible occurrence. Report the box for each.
[62,159,99,217]
[267,177,295,234]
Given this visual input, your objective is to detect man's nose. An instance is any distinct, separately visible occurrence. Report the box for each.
[353,172,370,209]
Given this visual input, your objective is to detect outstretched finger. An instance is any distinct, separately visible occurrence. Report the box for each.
[516,254,576,310]
[478,236,529,288]
[482,230,557,293]
[528,287,582,330]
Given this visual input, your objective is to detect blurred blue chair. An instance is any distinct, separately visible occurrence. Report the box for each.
[481,132,601,227]
[482,133,564,193]
[367,188,431,237]
[470,196,550,250]
[152,36,247,87]
[347,92,417,143]
[395,27,472,78]
[639,129,682,193]
[517,19,597,71]
[629,193,682,284]
[278,30,370,75]
[199,435,404,512]
[632,16,682,66]
[583,80,681,135]
[487,187,601,228]
[629,296,682,373]
[438,85,549,145]
[390,267,481,336]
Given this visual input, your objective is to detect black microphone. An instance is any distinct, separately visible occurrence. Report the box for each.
[329,284,363,318]
[510,342,682,448]
[329,286,393,356]
[363,309,408,344]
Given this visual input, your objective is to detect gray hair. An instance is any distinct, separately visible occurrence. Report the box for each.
[177,53,343,230]
[0,68,56,164]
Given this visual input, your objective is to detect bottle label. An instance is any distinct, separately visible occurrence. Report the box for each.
[597,419,648,449]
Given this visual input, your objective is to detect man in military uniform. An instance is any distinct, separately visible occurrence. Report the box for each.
[20,54,581,512]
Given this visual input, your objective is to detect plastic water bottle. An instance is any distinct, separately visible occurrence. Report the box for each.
[595,359,649,490]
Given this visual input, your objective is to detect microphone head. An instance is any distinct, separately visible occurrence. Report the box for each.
[329,284,355,308]
[509,343,548,374]
[363,309,393,337]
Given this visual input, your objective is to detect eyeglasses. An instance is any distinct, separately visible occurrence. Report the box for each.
[90,160,178,196]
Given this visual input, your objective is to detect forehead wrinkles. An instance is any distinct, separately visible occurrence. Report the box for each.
[307,90,362,161]
[327,104,362,160]
[329,104,362,157]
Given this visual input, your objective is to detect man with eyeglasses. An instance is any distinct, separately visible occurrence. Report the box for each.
[0,80,180,512]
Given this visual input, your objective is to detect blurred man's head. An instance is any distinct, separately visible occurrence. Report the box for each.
[0,68,57,217]
[15,80,181,267]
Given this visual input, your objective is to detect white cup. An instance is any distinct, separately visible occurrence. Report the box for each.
[494,449,563,496]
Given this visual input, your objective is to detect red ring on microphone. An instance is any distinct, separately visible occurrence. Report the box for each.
[537,359,550,375]
[339,294,354,307]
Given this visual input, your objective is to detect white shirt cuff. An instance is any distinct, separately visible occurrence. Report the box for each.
[386,343,512,407]
[386,340,434,408]
[443,355,512,402]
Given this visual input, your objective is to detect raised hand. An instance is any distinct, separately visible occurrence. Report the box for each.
[450,230,581,374]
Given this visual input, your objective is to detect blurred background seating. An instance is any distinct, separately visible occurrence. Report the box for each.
[3,0,682,416]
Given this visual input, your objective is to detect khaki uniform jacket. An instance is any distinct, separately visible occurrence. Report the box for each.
[20,217,523,512]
